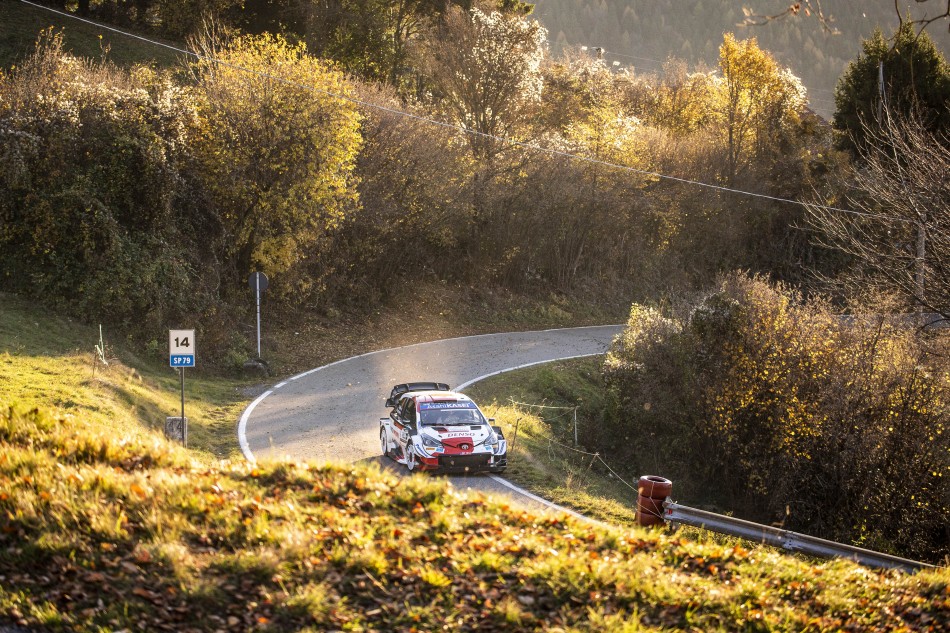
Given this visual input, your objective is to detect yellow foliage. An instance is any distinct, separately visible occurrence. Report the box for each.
[564,103,649,171]
[714,33,806,182]
[191,33,362,286]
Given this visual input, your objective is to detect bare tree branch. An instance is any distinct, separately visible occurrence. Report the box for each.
[805,109,950,319]
[739,2,839,34]
[741,0,950,36]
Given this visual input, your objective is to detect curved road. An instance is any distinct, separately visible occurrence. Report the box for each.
[239,325,623,508]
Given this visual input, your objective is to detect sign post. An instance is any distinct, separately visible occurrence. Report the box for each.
[248,272,269,359]
[167,329,195,446]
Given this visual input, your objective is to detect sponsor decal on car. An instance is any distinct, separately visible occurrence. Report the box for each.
[419,402,477,410]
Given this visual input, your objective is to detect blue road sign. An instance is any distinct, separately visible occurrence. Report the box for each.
[170,354,195,367]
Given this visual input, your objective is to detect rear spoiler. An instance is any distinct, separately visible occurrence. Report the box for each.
[385,382,451,407]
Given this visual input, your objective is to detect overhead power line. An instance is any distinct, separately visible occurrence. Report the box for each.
[13,0,891,221]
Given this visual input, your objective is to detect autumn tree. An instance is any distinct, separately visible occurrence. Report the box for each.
[189,32,362,294]
[413,5,546,262]
[833,23,950,158]
[419,6,547,161]
[320,82,473,302]
[715,33,806,185]
[639,59,718,137]
[539,50,616,134]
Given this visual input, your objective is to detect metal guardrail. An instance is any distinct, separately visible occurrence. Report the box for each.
[663,501,936,573]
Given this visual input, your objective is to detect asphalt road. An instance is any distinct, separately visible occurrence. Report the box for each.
[239,325,623,510]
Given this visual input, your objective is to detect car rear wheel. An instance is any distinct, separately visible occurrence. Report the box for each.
[380,429,391,459]
[405,443,417,472]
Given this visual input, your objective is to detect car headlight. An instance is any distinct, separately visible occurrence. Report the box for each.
[485,430,499,452]
[421,435,443,449]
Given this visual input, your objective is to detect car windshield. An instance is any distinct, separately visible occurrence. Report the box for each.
[418,402,486,426]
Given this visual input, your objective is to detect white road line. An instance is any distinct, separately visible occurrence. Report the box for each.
[238,390,273,462]
[453,353,603,392]
[487,474,600,524]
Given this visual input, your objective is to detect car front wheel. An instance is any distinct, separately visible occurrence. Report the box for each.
[405,443,417,472]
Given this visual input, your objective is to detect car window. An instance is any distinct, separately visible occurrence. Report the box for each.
[418,402,485,426]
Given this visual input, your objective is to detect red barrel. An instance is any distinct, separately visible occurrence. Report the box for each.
[637,475,672,527]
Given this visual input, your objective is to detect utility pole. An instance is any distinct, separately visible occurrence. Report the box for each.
[917,211,926,315]
[877,60,884,122]
[877,60,926,314]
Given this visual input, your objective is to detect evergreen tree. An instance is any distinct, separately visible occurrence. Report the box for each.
[833,23,950,157]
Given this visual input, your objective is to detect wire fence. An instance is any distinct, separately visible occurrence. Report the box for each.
[495,398,644,505]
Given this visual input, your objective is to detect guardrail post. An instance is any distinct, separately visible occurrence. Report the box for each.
[637,475,672,527]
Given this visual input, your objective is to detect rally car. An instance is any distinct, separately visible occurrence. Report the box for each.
[379,382,507,474]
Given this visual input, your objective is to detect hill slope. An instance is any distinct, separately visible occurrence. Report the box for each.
[2,296,949,631]
[533,0,950,118]
[0,1,180,70]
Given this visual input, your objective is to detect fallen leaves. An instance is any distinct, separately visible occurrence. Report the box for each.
[132,547,151,564]
[131,586,160,602]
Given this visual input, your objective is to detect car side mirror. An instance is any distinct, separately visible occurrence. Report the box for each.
[488,418,496,423]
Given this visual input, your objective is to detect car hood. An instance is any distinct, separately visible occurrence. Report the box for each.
[420,425,492,445]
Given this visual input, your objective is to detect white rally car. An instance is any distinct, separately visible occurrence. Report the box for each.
[379,382,507,473]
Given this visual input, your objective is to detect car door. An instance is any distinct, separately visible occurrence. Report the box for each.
[401,399,417,444]
[391,398,412,443]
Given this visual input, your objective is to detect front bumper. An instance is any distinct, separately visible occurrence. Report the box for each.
[414,448,507,473]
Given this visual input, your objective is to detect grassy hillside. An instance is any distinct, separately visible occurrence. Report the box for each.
[0,1,181,70]
[0,293,247,459]
[5,408,950,631]
[2,296,950,631]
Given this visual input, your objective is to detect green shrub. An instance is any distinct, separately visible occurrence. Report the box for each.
[0,31,217,334]
[604,272,950,561]
[0,32,244,364]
